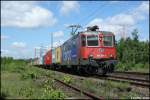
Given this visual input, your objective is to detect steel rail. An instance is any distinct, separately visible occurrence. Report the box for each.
[107,74,149,83]
[106,78,150,88]
[115,71,149,75]
[54,78,103,100]
[94,75,150,88]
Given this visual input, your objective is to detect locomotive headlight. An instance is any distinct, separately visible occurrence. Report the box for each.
[110,54,113,57]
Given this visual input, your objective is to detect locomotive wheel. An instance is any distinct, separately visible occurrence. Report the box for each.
[97,68,107,75]
[85,66,97,75]
[77,66,86,76]
[77,66,82,75]
[72,66,78,74]
[51,64,56,70]
[110,64,115,72]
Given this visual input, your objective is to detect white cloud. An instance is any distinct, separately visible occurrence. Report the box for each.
[1,35,9,40]
[53,31,64,37]
[87,18,123,35]
[60,1,79,15]
[106,14,135,26]
[12,42,26,49]
[87,1,149,36]
[131,1,149,21]
[1,1,57,28]
[135,1,149,14]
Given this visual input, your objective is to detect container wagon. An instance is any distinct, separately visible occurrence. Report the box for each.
[44,50,52,68]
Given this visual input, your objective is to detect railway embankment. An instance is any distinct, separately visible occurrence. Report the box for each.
[1,57,149,99]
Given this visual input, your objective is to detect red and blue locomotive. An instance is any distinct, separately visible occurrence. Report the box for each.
[42,26,117,75]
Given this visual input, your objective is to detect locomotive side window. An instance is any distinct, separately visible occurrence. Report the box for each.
[81,35,86,46]
[87,35,98,46]
[103,36,113,46]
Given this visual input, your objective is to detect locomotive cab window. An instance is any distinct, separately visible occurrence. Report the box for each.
[87,35,98,46]
[103,36,113,46]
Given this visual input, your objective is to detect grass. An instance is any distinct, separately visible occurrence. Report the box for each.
[62,75,73,84]
[1,57,66,99]
[80,79,143,99]
[115,62,149,73]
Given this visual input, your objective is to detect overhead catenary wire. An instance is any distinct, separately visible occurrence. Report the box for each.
[78,1,140,29]
[76,2,107,27]
[61,2,136,31]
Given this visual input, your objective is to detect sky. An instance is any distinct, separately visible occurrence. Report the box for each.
[1,1,149,59]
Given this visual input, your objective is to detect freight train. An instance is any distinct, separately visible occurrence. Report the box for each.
[35,26,117,75]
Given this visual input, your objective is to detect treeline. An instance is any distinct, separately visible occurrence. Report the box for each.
[1,57,30,63]
[116,29,149,72]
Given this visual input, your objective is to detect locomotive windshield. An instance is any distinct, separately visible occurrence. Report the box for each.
[87,35,98,46]
[103,36,113,46]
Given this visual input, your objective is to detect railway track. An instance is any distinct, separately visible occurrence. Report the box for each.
[53,78,103,99]
[114,71,149,75]
[95,73,149,88]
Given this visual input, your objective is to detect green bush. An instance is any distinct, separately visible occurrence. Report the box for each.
[63,75,72,84]
[19,87,34,97]
[115,62,126,71]
[21,72,37,80]
[144,63,149,68]
[115,61,149,72]
[41,87,65,99]
[125,62,134,71]
[41,79,66,99]
[134,63,144,68]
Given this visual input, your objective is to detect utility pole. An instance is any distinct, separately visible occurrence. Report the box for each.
[34,48,36,59]
[34,48,36,64]
[51,33,53,49]
[40,44,43,59]
[34,47,40,64]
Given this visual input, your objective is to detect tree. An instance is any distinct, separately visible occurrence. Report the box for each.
[116,28,149,71]
[131,29,139,41]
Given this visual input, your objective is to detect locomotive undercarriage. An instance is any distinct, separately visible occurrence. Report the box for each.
[79,58,117,75]
[48,58,117,75]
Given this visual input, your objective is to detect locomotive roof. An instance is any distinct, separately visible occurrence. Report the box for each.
[80,31,114,35]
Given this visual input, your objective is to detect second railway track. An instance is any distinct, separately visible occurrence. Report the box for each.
[95,73,150,88]
[114,71,149,75]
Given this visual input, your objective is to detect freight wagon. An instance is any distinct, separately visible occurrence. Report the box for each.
[52,48,55,64]
[55,46,62,64]
[44,50,52,65]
